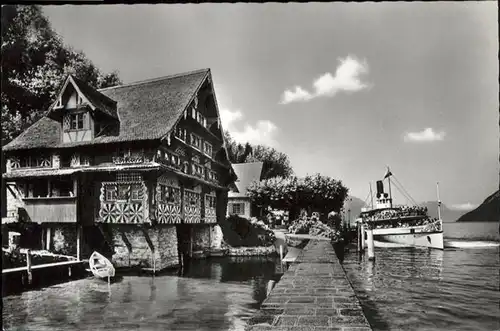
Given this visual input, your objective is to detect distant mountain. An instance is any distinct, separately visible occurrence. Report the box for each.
[345,196,470,222]
[419,201,468,222]
[456,190,500,222]
[343,196,367,220]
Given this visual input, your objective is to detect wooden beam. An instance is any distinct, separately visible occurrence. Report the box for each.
[139,227,156,271]
[3,260,83,274]
[26,249,33,284]
[46,227,51,251]
[76,225,81,261]
[73,177,78,197]
[189,226,193,258]
[119,231,133,253]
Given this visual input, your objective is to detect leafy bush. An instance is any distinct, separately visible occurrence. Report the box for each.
[219,215,276,247]
[288,215,342,242]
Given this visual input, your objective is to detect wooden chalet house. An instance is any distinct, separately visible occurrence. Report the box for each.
[2,69,236,270]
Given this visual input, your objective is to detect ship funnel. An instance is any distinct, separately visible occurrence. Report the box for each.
[376,180,384,198]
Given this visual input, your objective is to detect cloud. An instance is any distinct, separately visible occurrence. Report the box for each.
[220,108,278,146]
[231,120,279,146]
[219,108,243,130]
[450,203,478,211]
[404,128,446,142]
[280,55,370,104]
[281,86,313,104]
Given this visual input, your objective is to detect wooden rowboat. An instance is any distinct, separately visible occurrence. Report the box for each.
[89,251,115,280]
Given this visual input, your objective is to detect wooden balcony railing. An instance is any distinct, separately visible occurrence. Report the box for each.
[112,155,152,165]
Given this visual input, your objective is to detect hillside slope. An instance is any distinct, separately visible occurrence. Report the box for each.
[344,196,367,220]
[420,201,468,221]
[456,190,500,222]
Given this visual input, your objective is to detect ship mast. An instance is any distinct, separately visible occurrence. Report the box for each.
[369,182,374,209]
[385,166,393,208]
[436,182,442,220]
[388,175,393,208]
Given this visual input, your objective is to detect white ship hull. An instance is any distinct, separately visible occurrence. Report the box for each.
[372,225,444,250]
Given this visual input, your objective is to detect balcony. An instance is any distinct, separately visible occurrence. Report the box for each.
[191,163,205,179]
[112,155,152,165]
[22,196,77,223]
[205,169,219,184]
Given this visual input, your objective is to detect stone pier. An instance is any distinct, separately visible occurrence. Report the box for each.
[246,240,372,331]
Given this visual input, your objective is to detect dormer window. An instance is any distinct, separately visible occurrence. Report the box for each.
[70,113,85,130]
[46,75,118,144]
[63,112,88,133]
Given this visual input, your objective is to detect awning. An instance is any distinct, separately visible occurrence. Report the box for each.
[3,168,78,179]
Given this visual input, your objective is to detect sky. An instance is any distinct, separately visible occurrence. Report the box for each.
[42,3,498,210]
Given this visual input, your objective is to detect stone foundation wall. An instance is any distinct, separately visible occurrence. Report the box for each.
[4,182,26,221]
[210,224,223,249]
[110,224,179,270]
[50,224,77,256]
[192,224,224,251]
[192,225,210,251]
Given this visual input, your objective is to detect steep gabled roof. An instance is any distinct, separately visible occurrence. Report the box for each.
[46,75,118,120]
[228,162,264,198]
[3,69,210,151]
[72,76,118,119]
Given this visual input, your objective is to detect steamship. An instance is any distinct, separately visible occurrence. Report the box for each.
[357,168,444,250]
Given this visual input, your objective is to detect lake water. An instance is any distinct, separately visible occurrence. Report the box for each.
[443,221,500,241]
[343,222,500,331]
[3,222,499,331]
[2,256,280,331]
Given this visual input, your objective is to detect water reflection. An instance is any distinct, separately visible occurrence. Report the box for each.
[3,256,280,331]
[343,246,499,331]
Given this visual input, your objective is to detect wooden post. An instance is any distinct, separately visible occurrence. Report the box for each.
[357,223,363,253]
[361,223,366,250]
[189,226,193,258]
[76,225,81,261]
[46,227,51,251]
[152,251,156,275]
[367,229,375,261]
[208,224,212,253]
[26,249,32,285]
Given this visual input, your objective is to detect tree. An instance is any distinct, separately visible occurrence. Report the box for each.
[1,5,121,146]
[223,130,293,179]
[224,131,252,163]
[246,144,293,179]
[247,173,349,220]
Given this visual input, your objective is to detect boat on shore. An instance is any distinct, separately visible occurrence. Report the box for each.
[358,168,444,250]
[88,251,116,281]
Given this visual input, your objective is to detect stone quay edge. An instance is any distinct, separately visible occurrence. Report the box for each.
[246,240,372,331]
